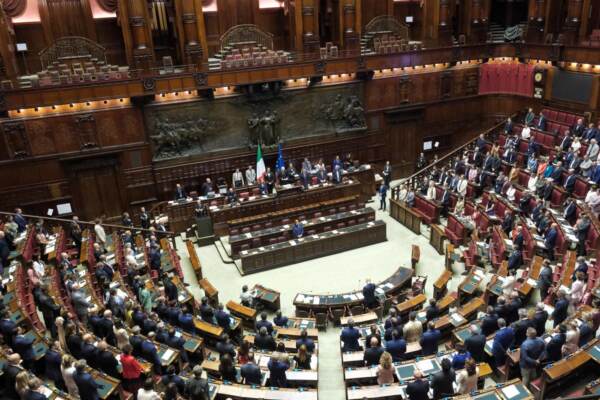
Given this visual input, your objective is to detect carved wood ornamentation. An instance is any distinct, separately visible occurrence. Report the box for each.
[440,71,453,99]
[399,76,411,104]
[2,121,30,158]
[74,113,98,149]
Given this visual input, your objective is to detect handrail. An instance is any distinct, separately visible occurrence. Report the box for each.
[390,112,519,200]
[0,211,176,236]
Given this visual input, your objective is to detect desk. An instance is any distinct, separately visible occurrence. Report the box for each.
[340,311,378,326]
[346,384,406,399]
[229,207,375,256]
[433,269,452,299]
[389,199,421,235]
[199,278,219,305]
[211,180,364,234]
[186,240,203,280]
[240,220,386,274]
[294,266,412,314]
[277,317,317,339]
[252,284,281,311]
[430,224,447,255]
[227,300,257,327]
[396,293,426,315]
[215,382,318,399]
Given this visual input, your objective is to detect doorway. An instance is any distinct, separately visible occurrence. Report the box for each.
[490,0,528,27]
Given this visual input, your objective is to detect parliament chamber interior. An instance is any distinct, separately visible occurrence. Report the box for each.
[3,0,600,399]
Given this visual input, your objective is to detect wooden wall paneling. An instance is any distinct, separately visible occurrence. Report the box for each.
[95,19,127,66]
[302,0,320,53]
[79,0,98,41]
[579,0,592,39]
[253,2,287,50]
[173,0,207,64]
[12,23,47,75]
[0,7,19,80]
[126,0,155,69]
[563,0,584,43]
[203,12,220,55]
[118,0,134,65]
[37,0,54,45]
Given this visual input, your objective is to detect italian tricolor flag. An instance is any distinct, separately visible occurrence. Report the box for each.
[256,144,266,182]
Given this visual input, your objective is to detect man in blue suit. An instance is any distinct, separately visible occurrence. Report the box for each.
[519,327,545,389]
[256,312,274,334]
[492,318,514,367]
[241,353,262,385]
[362,279,378,309]
[296,329,315,353]
[268,355,289,387]
[177,305,194,333]
[544,223,558,261]
[419,321,441,356]
[551,290,569,328]
[273,310,288,327]
[481,306,499,336]
[292,219,304,238]
[0,310,17,346]
[174,183,187,201]
[385,329,406,362]
[141,333,162,374]
[13,208,27,233]
[340,319,362,352]
[215,303,232,332]
[536,112,547,131]
[545,324,566,363]
[13,327,35,369]
[73,359,100,400]
[166,328,188,363]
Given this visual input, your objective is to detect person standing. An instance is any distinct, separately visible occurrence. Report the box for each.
[232,168,244,188]
[382,161,392,187]
[519,327,545,389]
[379,184,388,211]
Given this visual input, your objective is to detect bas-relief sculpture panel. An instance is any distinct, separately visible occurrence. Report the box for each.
[145,83,366,160]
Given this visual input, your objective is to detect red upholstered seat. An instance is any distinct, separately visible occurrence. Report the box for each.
[573,178,589,199]
[550,188,566,208]
[517,170,531,187]
[412,195,440,225]
[444,215,465,245]
[586,227,599,255]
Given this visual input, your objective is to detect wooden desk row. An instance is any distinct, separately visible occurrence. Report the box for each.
[294,266,413,315]
[389,198,421,235]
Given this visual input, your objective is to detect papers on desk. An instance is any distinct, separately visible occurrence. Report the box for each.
[161,349,174,362]
[356,292,364,300]
[319,217,326,221]
[416,359,435,372]
[39,386,53,397]
[312,235,319,239]
[259,247,265,251]
[417,311,427,320]
[245,233,252,238]
[178,294,186,302]
[289,240,298,246]
[283,225,290,229]
[241,250,248,255]
[313,297,320,305]
[344,294,358,301]
[85,296,92,303]
[332,230,339,234]
[368,222,374,227]
[502,385,520,398]
[109,281,119,289]
[536,241,546,248]
[174,331,182,338]
[526,278,538,288]
[296,294,306,303]
[450,313,466,326]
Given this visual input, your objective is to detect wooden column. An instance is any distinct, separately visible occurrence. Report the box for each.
[125,0,155,69]
[0,6,18,80]
[174,0,208,64]
[526,0,546,42]
[438,0,452,45]
[302,0,320,53]
[562,0,583,44]
[470,0,488,43]
[579,0,592,42]
[341,0,359,50]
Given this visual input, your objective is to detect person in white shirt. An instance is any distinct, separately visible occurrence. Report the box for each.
[456,174,468,197]
[456,358,479,394]
[398,184,408,202]
[124,244,139,270]
[32,256,46,278]
[94,219,106,246]
[527,174,538,192]
[521,126,531,140]
[137,378,161,400]
[506,183,516,202]
[240,285,254,307]
[426,181,436,200]
[585,188,600,216]
[245,165,257,186]
[569,272,586,307]
[232,168,244,188]
[501,271,516,297]
[571,138,581,153]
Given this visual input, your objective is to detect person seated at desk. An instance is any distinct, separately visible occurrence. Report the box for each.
[232,168,244,188]
[174,183,187,201]
[225,188,237,205]
[376,352,394,385]
[240,285,253,307]
[218,354,238,383]
[403,311,423,343]
[492,318,514,367]
[363,337,384,366]
[268,353,289,387]
[255,327,276,351]
[362,278,378,309]
[420,320,441,356]
[431,358,455,400]
[73,359,100,400]
[451,342,471,370]
[406,370,430,400]
[464,325,486,362]
[241,352,262,384]
[273,310,288,327]
[340,319,362,352]
[294,345,312,370]
[292,219,304,239]
[199,297,215,323]
[256,312,274,334]
[385,329,406,362]
[296,329,315,353]
[200,178,213,196]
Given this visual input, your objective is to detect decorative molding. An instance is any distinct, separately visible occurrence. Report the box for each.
[302,6,314,16]
[314,60,326,74]
[129,16,145,27]
[182,13,197,23]
[193,72,208,87]
[142,77,156,92]
[2,121,30,158]
[74,113,98,149]
[357,56,366,71]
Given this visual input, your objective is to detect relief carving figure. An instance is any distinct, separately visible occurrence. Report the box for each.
[247,110,280,147]
[151,116,216,159]
[321,95,366,130]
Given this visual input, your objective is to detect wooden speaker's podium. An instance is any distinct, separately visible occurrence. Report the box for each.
[194,216,214,246]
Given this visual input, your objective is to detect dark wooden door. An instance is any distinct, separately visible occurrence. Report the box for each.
[384,107,424,178]
[63,154,125,220]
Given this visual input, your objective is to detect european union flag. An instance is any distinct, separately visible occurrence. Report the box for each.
[276,143,285,171]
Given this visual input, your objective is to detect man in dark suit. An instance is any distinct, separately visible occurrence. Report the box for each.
[162,276,178,304]
[579,313,594,347]
[255,327,276,351]
[440,185,451,217]
[215,303,232,332]
[545,324,566,363]
[544,223,559,261]
[97,341,120,378]
[44,341,64,390]
[552,290,569,328]
[425,299,439,321]
[13,327,35,369]
[576,215,591,256]
[99,310,116,345]
[430,358,455,399]
[81,334,99,368]
[296,329,315,353]
[216,334,236,359]
[199,297,215,323]
[340,319,362,352]
[200,178,213,196]
[507,248,523,272]
[241,353,262,385]
[0,310,17,346]
[572,118,586,137]
[558,133,573,152]
[419,322,441,356]
[492,318,514,367]
[73,359,100,400]
[363,337,384,366]
[501,211,514,236]
[406,371,430,400]
[2,353,23,399]
[174,183,187,200]
[273,310,288,327]
[495,297,510,323]
[129,326,144,357]
[533,302,549,336]
[362,279,378,309]
[465,325,486,362]
[564,174,577,196]
[504,117,513,134]
[536,112,547,131]
[385,329,406,362]
[256,312,274,334]
[13,208,27,233]
[512,309,534,348]
[141,333,162,374]
[481,306,499,336]
[178,306,194,333]
[563,197,577,224]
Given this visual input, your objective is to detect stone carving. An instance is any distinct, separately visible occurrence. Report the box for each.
[150,116,217,159]
[320,94,366,131]
[247,110,280,147]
